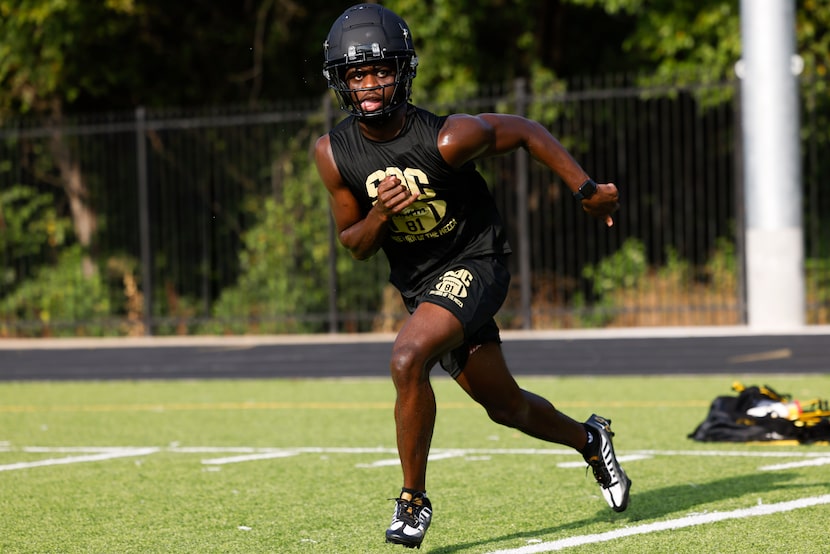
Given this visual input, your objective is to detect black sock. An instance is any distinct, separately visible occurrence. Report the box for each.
[580,424,600,459]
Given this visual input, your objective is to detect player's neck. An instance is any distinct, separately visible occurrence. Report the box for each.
[357,104,408,142]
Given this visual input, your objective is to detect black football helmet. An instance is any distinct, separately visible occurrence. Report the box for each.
[323,4,418,119]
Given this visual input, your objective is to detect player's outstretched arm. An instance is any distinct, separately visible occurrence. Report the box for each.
[438,113,619,226]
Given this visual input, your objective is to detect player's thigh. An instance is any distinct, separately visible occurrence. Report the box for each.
[393,301,465,371]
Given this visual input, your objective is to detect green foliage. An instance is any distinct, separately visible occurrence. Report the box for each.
[0,244,110,336]
[658,246,692,286]
[569,0,830,93]
[202,139,385,334]
[575,237,739,327]
[568,0,741,84]
[204,168,330,333]
[0,184,71,285]
[0,0,350,116]
[0,0,136,115]
[389,0,637,105]
[583,237,648,296]
[574,237,647,326]
[796,0,830,82]
[526,63,569,124]
[704,236,737,293]
[386,0,479,104]
[806,257,830,323]
[2,0,829,116]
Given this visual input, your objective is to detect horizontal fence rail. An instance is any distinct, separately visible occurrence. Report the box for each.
[1,76,828,337]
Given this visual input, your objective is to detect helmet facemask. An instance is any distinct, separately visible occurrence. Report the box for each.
[324,54,417,119]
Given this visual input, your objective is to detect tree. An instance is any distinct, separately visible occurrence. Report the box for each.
[0,1,140,277]
[0,0,348,334]
[567,0,829,85]
[383,0,639,103]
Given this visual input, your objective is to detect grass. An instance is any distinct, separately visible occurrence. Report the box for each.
[1,374,829,553]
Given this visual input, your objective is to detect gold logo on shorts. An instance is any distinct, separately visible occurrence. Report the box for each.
[429,269,473,307]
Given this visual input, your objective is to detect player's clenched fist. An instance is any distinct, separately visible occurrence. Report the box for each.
[375,175,417,217]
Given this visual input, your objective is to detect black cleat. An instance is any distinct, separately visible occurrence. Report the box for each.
[385,492,432,549]
[584,414,631,512]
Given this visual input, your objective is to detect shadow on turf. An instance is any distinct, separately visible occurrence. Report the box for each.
[426,472,801,553]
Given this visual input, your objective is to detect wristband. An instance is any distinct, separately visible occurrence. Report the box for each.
[573,179,598,201]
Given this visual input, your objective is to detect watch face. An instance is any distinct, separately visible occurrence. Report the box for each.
[578,180,597,199]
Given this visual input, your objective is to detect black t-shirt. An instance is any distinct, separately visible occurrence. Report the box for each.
[328,104,512,295]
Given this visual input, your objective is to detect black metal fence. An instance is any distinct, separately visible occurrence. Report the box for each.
[1,75,828,336]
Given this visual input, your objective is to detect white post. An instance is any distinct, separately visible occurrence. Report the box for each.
[739,0,804,329]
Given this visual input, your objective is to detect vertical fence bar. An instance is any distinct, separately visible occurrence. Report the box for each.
[135,107,153,335]
[804,80,820,322]
[324,96,339,333]
[514,79,532,329]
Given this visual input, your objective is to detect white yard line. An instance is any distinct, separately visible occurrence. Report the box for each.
[558,454,652,468]
[631,448,830,459]
[356,449,469,468]
[2,445,828,471]
[22,446,146,453]
[202,451,300,464]
[486,494,830,554]
[0,447,158,472]
[759,456,830,471]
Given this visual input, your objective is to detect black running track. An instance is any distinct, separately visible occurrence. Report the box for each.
[0,328,828,381]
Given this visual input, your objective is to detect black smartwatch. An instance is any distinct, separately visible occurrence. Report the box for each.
[573,179,598,201]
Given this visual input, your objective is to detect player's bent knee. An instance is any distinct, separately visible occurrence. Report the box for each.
[389,345,428,385]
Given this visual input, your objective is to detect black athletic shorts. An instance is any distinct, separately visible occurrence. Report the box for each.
[402,256,511,378]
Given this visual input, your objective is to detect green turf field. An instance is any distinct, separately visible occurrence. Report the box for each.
[1,374,829,553]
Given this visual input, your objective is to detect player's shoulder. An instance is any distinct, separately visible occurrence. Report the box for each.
[318,116,358,155]
[438,113,494,143]
[434,113,501,167]
[314,133,331,157]
[313,133,340,177]
[443,112,495,129]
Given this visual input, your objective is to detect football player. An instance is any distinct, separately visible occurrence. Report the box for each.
[314,4,628,548]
